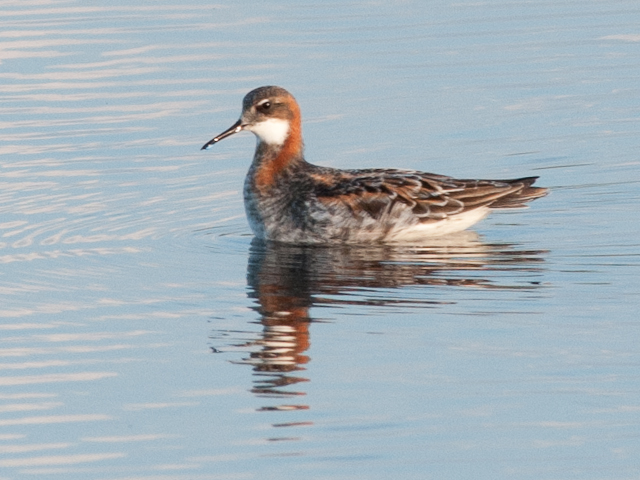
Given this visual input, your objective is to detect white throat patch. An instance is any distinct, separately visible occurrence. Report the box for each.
[247,118,290,146]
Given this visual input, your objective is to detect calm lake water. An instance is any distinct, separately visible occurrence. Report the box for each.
[2,1,640,479]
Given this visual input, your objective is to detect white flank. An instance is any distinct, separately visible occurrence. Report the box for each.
[385,207,491,242]
[247,118,290,146]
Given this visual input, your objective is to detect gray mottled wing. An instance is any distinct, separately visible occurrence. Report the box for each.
[312,168,545,221]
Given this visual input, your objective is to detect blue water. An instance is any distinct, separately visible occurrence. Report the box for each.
[1,1,640,479]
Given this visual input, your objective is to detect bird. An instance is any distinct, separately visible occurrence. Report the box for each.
[201,86,547,244]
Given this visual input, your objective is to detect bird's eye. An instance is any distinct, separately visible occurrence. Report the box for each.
[259,101,271,111]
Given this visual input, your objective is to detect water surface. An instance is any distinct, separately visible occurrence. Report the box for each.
[1,1,640,479]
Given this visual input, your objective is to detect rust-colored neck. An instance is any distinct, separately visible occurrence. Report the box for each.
[253,112,304,190]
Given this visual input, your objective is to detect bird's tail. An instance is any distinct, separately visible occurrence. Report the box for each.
[489,177,548,209]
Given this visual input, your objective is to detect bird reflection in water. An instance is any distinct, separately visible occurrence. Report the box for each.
[212,231,547,413]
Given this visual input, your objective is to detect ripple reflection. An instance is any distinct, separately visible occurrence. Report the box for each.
[212,233,548,415]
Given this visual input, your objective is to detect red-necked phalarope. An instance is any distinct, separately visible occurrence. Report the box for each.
[202,86,547,244]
